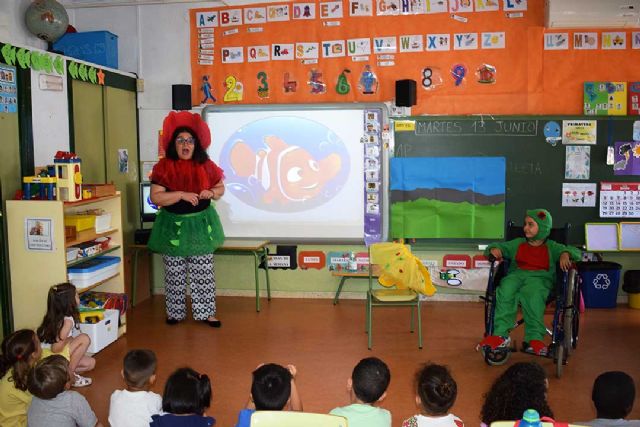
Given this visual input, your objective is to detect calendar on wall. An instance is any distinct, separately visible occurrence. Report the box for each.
[599,182,640,218]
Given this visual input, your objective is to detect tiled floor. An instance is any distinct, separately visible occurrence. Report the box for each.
[78,296,640,426]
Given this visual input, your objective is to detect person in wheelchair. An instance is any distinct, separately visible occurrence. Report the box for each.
[479,209,581,356]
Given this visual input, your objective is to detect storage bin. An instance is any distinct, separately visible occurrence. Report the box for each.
[578,261,622,308]
[94,212,112,233]
[72,240,103,257]
[68,256,120,288]
[78,308,119,353]
[623,270,640,309]
[52,31,118,69]
[64,215,95,232]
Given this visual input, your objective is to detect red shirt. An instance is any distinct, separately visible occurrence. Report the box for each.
[515,242,549,271]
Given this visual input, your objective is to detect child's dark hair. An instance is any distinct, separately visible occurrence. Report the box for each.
[166,127,209,164]
[37,283,79,345]
[123,349,157,389]
[415,363,457,415]
[481,362,553,425]
[0,329,38,391]
[251,363,292,410]
[352,357,391,404]
[592,371,636,419]
[27,354,69,399]
[162,367,211,415]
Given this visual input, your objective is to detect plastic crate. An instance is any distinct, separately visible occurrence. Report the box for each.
[68,256,121,288]
[53,31,118,69]
[79,309,119,353]
[578,261,622,308]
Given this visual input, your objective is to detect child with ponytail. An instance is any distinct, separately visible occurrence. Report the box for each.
[0,329,42,427]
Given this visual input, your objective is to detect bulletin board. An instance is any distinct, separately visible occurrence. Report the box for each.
[189,1,640,115]
[619,222,640,251]
[585,223,619,252]
[393,115,640,245]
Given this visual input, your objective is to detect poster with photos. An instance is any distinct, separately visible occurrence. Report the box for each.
[364,108,383,244]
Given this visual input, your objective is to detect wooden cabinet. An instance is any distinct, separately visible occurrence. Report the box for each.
[7,194,125,331]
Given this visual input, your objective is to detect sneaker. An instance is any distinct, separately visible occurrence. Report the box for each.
[523,340,548,356]
[72,373,92,387]
[479,335,511,351]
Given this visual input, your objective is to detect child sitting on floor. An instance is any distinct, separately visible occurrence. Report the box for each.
[576,371,640,427]
[150,367,214,426]
[37,283,95,387]
[479,209,581,356]
[480,362,553,427]
[108,349,162,427]
[0,329,42,427]
[402,363,463,427]
[27,354,102,427]
[234,363,303,427]
[330,357,391,427]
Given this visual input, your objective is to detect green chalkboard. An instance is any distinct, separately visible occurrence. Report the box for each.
[393,116,639,245]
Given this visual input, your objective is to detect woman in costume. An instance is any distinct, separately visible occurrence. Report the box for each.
[148,111,225,327]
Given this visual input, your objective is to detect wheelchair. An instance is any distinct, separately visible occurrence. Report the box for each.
[479,221,581,378]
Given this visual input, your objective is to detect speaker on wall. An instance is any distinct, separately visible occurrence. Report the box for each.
[172,84,192,110]
[395,79,417,107]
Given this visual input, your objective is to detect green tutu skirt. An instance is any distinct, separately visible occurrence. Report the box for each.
[147,205,225,257]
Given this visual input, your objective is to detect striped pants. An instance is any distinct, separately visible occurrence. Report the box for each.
[162,254,216,321]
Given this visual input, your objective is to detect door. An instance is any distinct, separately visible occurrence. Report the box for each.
[72,79,106,183]
[0,102,22,335]
[104,86,139,247]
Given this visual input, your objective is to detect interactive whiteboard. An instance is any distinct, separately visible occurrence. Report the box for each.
[204,104,385,242]
[620,222,640,251]
[585,223,619,251]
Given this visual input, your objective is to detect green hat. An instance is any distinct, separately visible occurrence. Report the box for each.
[526,209,552,240]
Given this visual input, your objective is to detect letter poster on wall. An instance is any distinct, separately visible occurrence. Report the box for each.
[190,2,640,115]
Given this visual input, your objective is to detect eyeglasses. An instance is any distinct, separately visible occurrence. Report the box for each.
[176,137,195,145]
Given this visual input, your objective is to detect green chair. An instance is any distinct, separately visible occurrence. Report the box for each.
[365,242,435,349]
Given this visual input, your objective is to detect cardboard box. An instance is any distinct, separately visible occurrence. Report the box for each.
[53,31,118,69]
[83,183,116,199]
[79,309,119,353]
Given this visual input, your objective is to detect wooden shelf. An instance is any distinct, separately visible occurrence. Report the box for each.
[75,272,120,294]
[63,194,118,208]
[67,245,121,267]
[65,228,118,248]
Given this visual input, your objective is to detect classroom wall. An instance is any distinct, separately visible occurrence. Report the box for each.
[4,2,637,300]
[67,2,214,163]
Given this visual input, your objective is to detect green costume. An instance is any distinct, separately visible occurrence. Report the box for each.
[485,209,581,342]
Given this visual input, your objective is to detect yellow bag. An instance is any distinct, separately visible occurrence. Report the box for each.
[370,242,436,296]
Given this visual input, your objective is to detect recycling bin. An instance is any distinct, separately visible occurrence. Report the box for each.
[577,261,622,308]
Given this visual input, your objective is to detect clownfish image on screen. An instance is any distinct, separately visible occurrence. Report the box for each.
[206,107,366,241]
[219,116,350,213]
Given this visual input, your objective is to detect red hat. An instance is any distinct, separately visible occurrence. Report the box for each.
[161,111,211,152]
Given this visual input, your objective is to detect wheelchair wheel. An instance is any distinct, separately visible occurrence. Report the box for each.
[555,343,565,378]
[482,346,511,366]
[572,309,580,349]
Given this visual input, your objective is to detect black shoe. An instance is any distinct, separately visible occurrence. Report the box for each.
[166,318,181,325]
[203,319,222,328]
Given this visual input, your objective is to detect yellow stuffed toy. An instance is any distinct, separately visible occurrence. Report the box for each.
[370,242,436,296]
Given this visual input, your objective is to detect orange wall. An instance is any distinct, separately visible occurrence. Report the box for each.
[190,0,640,115]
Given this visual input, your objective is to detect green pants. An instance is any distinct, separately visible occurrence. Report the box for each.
[494,269,553,342]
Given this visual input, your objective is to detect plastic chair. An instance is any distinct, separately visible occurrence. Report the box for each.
[249,411,348,427]
[366,242,436,349]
